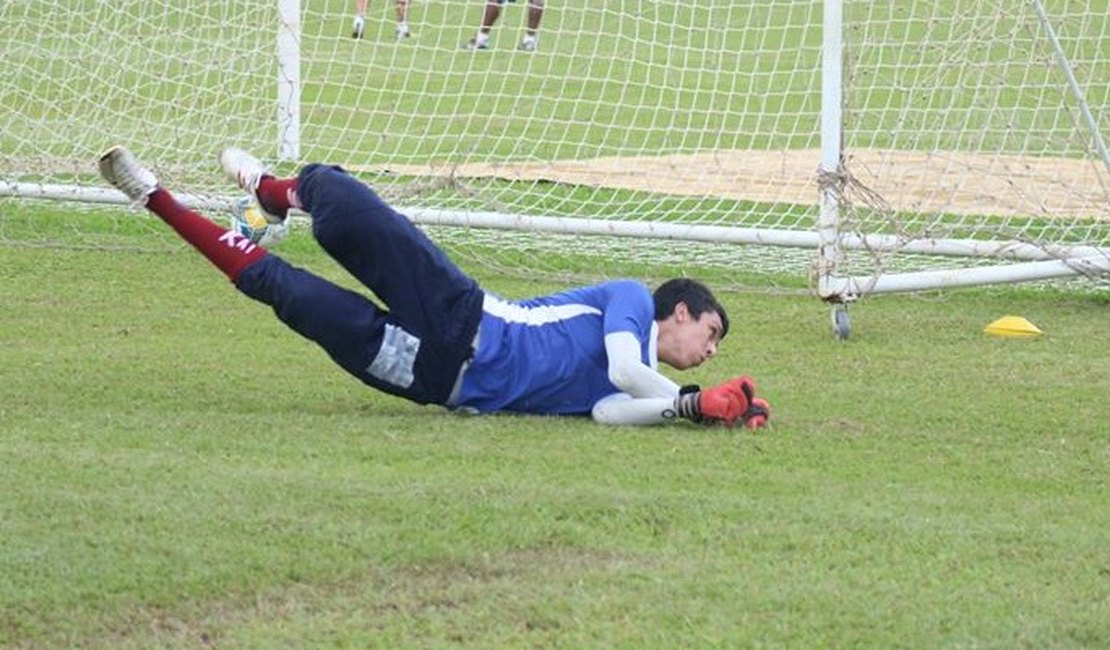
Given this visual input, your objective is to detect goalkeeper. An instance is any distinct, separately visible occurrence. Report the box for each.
[97,146,771,429]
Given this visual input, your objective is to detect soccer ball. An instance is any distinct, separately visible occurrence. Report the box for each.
[228,195,289,247]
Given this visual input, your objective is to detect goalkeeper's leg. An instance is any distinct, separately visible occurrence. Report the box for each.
[98,146,267,282]
[219,150,483,343]
[235,256,472,405]
[98,146,465,405]
[290,163,484,348]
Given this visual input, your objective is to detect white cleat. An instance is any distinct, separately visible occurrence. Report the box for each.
[218,147,283,224]
[352,16,365,39]
[219,147,268,193]
[98,146,159,202]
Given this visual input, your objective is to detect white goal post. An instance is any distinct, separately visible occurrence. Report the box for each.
[817,0,1110,303]
[2,0,1107,301]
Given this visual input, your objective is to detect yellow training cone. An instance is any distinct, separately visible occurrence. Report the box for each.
[984,315,1043,338]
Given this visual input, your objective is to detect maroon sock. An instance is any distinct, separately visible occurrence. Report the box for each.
[146,188,268,282]
[255,176,298,218]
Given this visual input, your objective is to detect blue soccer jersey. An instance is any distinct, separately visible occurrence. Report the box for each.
[451,279,659,415]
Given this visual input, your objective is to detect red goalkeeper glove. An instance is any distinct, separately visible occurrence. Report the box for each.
[675,376,755,427]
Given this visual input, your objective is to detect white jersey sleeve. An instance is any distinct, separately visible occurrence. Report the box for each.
[604,331,680,398]
[593,330,687,426]
[590,392,681,426]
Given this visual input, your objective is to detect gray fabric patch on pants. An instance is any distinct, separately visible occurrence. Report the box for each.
[367,324,420,388]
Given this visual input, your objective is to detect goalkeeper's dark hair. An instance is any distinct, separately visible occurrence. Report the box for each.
[653,278,729,339]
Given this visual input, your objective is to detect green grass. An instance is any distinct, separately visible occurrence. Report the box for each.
[2,224,1108,648]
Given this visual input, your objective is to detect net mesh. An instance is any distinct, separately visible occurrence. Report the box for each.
[1,0,1106,288]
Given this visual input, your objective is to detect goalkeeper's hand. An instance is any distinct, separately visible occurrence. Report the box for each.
[675,376,755,427]
[742,397,771,429]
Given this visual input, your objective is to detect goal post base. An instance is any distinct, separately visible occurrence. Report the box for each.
[821,256,1110,301]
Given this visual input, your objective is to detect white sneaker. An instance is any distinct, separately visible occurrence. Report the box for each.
[464,36,490,50]
[98,146,158,202]
[351,16,365,39]
[218,147,283,224]
[219,147,268,193]
[518,37,537,52]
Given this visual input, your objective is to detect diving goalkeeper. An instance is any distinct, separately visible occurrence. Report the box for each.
[97,146,771,428]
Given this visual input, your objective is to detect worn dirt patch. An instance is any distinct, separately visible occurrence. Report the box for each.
[354,149,1109,220]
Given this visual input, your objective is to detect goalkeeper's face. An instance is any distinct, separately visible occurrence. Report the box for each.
[658,305,724,370]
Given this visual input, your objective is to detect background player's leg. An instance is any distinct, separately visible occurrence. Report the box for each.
[351,0,368,38]
[519,0,544,50]
[394,0,410,38]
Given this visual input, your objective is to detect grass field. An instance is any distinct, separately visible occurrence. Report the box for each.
[2,216,1108,647]
[3,0,1109,646]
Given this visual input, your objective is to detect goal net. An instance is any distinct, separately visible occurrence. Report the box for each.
[821,0,1110,297]
[1,0,1107,291]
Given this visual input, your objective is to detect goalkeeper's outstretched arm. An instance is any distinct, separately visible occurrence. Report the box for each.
[591,393,681,426]
[593,331,681,425]
[592,383,770,428]
[595,332,767,427]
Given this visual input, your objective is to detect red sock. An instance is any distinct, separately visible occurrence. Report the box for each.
[256,176,298,218]
[146,188,268,282]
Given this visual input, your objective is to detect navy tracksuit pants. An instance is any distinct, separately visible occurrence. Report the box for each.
[235,164,484,405]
